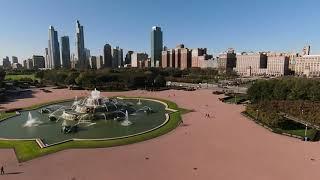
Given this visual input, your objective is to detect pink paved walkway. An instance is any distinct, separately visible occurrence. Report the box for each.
[0,88,320,180]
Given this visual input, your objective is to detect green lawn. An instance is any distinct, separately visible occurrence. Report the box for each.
[282,129,318,140]
[5,74,38,81]
[0,112,16,121]
[0,97,187,162]
[224,95,248,104]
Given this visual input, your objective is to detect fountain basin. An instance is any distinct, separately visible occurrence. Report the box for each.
[0,98,168,145]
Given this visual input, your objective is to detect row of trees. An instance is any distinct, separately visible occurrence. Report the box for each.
[38,68,166,90]
[247,100,320,128]
[247,77,320,103]
[36,67,238,90]
[0,69,5,87]
[246,77,320,132]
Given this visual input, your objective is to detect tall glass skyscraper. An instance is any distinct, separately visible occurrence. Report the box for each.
[151,26,163,67]
[61,36,71,69]
[48,26,61,69]
[103,44,112,68]
[76,20,87,69]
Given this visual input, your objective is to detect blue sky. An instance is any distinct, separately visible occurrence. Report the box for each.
[1,0,320,63]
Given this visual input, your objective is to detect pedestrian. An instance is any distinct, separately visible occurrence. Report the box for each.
[1,166,4,175]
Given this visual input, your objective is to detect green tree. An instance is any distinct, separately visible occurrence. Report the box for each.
[64,72,80,85]
[35,71,44,82]
[154,75,166,87]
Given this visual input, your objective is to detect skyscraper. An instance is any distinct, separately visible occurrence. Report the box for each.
[2,56,11,69]
[32,55,45,69]
[111,48,119,68]
[12,56,18,64]
[27,59,33,70]
[76,20,86,69]
[151,26,163,67]
[125,51,134,65]
[96,55,103,69]
[111,46,123,68]
[61,36,71,69]
[90,56,97,69]
[103,44,112,68]
[118,47,123,67]
[45,48,49,68]
[48,26,61,69]
[85,48,91,64]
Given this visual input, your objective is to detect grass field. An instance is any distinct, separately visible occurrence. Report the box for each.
[5,74,38,81]
[0,112,16,121]
[224,95,248,104]
[0,97,186,162]
[282,129,318,140]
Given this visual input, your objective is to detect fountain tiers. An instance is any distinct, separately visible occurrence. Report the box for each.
[57,89,133,124]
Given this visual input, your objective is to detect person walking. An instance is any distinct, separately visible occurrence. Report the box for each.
[1,166,4,175]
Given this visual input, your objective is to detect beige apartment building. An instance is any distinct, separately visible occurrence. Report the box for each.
[162,45,215,69]
[218,48,237,73]
[180,48,191,69]
[161,51,170,68]
[235,53,267,76]
[191,48,207,68]
[161,44,191,70]
[266,55,289,76]
[131,52,148,67]
[295,55,320,77]
[198,55,217,68]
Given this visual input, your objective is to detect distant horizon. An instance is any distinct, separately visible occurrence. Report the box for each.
[1,0,320,64]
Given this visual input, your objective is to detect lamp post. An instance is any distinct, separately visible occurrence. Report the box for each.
[301,108,308,141]
[304,124,308,141]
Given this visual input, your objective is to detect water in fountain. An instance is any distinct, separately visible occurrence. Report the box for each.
[121,110,132,126]
[136,106,153,113]
[91,88,100,99]
[137,99,142,105]
[23,112,43,127]
[72,96,79,106]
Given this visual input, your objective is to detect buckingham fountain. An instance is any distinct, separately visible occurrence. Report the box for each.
[0,89,167,145]
[42,89,153,133]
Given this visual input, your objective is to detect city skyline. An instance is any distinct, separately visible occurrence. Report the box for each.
[2,0,320,63]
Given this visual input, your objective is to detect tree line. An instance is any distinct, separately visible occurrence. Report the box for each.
[35,67,237,90]
[247,77,320,103]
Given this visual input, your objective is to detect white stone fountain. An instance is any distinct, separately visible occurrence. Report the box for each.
[121,110,132,126]
[24,112,43,127]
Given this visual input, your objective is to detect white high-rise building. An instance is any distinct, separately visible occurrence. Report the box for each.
[48,26,61,69]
